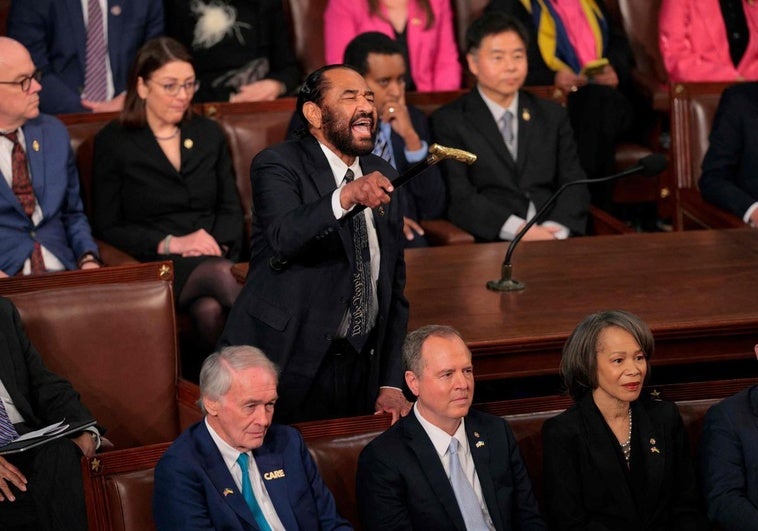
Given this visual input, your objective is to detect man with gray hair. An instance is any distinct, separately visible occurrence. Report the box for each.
[356,325,546,530]
[153,345,351,530]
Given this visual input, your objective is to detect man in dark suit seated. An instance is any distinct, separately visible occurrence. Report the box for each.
[153,345,351,530]
[0,296,101,531]
[356,325,546,530]
[431,14,589,242]
[7,0,163,114]
[0,37,101,277]
[221,65,410,423]
[699,344,758,531]
[699,82,758,228]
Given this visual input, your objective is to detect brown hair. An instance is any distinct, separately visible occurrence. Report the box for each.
[120,37,195,128]
[403,324,464,375]
[368,0,434,30]
[560,310,654,400]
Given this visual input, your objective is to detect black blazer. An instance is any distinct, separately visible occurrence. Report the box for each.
[91,115,244,260]
[220,135,408,417]
[700,82,758,220]
[430,89,589,241]
[356,408,546,531]
[542,394,709,531]
[0,297,94,431]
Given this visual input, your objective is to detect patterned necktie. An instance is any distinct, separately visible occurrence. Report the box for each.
[448,438,490,531]
[373,127,394,167]
[236,453,272,531]
[501,110,515,159]
[0,399,19,447]
[343,169,374,351]
[83,0,108,101]
[1,131,46,274]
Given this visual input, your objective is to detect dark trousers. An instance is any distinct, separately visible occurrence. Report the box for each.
[0,438,87,531]
[275,337,374,423]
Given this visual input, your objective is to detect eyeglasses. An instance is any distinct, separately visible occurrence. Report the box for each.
[149,79,199,96]
[0,69,42,93]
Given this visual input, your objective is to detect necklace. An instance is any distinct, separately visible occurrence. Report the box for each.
[153,128,180,141]
[619,408,632,467]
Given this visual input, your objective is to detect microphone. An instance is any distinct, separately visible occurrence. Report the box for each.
[270,143,477,270]
[486,153,668,292]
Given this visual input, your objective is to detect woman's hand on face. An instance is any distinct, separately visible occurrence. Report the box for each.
[172,229,222,257]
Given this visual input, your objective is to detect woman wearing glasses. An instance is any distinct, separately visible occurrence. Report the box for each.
[92,37,243,354]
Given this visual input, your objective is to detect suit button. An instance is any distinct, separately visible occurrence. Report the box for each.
[30,230,36,239]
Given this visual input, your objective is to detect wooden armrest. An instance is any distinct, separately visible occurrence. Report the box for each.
[231,262,248,284]
[419,219,475,246]
[588,206,634,235]
[95,239,140,266]
[677,189,744,230]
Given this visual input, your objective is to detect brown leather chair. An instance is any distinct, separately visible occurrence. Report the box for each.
[201,99,297,249]
[0,262,182,449]
[670,82,744,230]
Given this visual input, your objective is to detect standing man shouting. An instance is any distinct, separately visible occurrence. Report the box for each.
[221,65,410,423]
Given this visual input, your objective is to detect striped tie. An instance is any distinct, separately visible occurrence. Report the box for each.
[83,0,108,102]
[373,128,394,167]
[0,399,19,447]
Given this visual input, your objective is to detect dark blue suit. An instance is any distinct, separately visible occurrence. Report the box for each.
[8,0,164,114]
[700,386,758,530]
[220,135,408,422]
[700,82,758,221]
[356,408,546,530]
[0,114,98,275]
[153,421,351,530]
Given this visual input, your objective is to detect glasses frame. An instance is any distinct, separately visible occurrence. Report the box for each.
[148,79,200,97]
[0,69,43,93]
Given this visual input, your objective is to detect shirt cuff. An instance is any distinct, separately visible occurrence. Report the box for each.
[404,140,428,163]
[500,215,526,241]
[743,202,758,226]
[541,220,570,240]
[331,188,354,220]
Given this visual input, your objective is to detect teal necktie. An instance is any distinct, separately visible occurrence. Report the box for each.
[236,453,272,531]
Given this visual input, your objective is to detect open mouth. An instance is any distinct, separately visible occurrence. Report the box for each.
[351,115,374,137]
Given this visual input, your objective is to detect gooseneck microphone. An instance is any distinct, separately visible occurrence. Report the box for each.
[486,153,668,292]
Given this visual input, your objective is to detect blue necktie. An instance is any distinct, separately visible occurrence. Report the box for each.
[236,453,272,531]
[373,127,394,167]
[448,438,490,530]
[0,399,19,447]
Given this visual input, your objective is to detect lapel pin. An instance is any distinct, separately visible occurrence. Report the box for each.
[411,17,421,25]
[110,5,122,16]
[263,469,285,480]
[222,488,234,496]
[650,447,660,454]
[474,432,480,438]
[376,205,385,216]
[184,138,193,149]
[649,438,656,445]
[32,140,39,152]
[475,441,485,448]
[522,109,531,122]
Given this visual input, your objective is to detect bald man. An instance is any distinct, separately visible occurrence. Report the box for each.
[0,37,101,277]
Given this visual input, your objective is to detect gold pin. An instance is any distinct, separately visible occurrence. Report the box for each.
[377,206,385,216]
[222,488,234,496]
[184,138,193,149]
[649,438,656,445]
[411,17,421,25]
[475,441,485,448]
[474,432,480,438]
[32,140,40,152]
[522,109,531,122]
[111,5,122,16]
[651,447,660,454]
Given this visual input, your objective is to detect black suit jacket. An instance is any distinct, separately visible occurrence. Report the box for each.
[541,394,709,531]
[356,408,546,530]
[430,89,589,241]
[0,297,93,431]
[220,136,408,416]
[91,116,244,260]
[699,82,758,220]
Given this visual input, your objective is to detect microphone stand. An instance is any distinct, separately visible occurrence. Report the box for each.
[486,154,667,292]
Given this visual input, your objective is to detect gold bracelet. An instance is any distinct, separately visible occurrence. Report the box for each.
[163,235,173,255]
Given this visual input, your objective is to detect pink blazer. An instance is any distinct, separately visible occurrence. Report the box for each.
[659,0,758,82]
[324,0,462,91]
